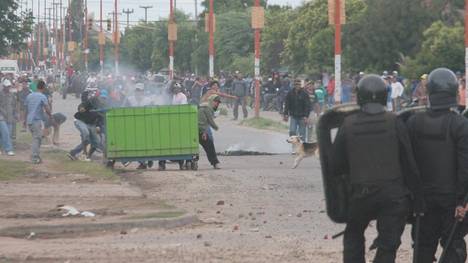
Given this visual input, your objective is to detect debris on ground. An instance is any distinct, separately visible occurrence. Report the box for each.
[216,200,225,206]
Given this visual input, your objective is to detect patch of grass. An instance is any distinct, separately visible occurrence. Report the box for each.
[125,211,186,220]
[240,117,288,133]
[0,159,33,181]
[43,149,119,181]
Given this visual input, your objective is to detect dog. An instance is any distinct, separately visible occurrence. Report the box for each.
[286,136,319,169]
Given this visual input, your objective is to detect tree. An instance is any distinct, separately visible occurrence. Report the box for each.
[345,0,434,72]
[400,21,464,79]
[0,0,33,56]
[261,6,293,73]
[200,0,267,14]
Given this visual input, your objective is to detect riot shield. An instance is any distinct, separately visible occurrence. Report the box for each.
[316,104,360,224]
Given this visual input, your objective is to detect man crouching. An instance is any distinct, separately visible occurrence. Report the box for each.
[198,95,221,169]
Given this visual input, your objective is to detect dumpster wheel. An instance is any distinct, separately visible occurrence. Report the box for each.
[106,160,115,169]
[191,161,198,171]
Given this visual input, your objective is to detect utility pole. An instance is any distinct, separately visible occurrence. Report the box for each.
[169,0,174,79]
[122,8,134,29]
[194,0,198,20]
[84,0,88,71]
[252,0,264,118]
[37,0,41,68]
[465,0,468,108]
[114,0,119,75]
[42,0,46,65]
[100,0,104,75]
[174,0,177,10]
[334,0,342,104]
[139,5,153,23]
[208,0,214,78]
[53,1,60,72]
[62,6,67,70]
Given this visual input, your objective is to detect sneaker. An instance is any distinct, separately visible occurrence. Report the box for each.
[213,164,221,170]
[83,158,91,162]
[67,153,77,161]
[6,151,15,156]
[32,158,42,164]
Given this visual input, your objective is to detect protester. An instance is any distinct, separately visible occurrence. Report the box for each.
[390,75,404,111]
[414,74,429,106]
[0,79,15,156]
[201,81,237,103]
[198,95,221,169]
[326,75,335,108]
[283,78,312,143]
[24,80,53,164]
[458,76,466,113]
[67,102,103,161]
[231,73,249,120]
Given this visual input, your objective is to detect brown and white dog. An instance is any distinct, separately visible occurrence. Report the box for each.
[286,136,319,169]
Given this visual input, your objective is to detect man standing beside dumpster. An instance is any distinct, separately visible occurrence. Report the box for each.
[199,95,221,169]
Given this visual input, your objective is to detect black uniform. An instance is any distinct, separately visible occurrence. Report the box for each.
[407,68,468,263]
[333,75,424,263]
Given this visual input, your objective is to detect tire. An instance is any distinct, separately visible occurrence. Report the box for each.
[106,160,115,169]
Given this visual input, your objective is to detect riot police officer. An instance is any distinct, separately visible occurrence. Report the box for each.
[332,75,425,263]
[407,68,468,263]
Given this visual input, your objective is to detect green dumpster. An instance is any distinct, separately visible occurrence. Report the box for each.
[105,104,199,170]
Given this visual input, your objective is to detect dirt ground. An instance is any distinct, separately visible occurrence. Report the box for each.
[0,95,464,263]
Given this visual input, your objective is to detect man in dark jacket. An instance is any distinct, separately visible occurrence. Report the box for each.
[67,102,103,161]
[283,78,312,142]
[333,75,425,263]
[407,68,468,263]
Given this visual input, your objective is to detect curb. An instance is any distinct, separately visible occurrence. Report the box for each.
[0,215,199,239]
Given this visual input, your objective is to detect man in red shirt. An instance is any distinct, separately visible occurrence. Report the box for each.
[327,75,335,108]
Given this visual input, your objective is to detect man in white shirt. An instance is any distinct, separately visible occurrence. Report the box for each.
[172,82,188,105]
[390,76,404,111]
[123,83,153,107]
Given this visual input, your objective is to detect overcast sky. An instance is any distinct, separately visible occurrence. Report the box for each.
[80,0,305,26]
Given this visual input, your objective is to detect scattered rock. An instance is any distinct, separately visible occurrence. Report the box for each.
[263,221,267,224]
[265,235,272,239]
[120,230,127,235]
[196,234,202,239]
[251,217,256,221]
[250,228,260,232]
[319,210,325,213]
[216,200,225,206]
[248,212,253,217]
[216,211,221,214]
[238,214,245,219]
[233,225,240,231]
[279,161,283,165]
[297,213,302,218]
[130,228,139,234]
[204,241,212,247]
[197,210,203,214]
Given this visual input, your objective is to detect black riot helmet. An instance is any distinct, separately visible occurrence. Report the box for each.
[357,74,387,114]
[426,68,458,110]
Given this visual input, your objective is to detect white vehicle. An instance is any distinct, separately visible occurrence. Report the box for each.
[0,59,19,74]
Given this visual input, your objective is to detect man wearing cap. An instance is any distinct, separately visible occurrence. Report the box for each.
[0,79,16,156]
[123,83,152,107]
[198,95,222,169]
